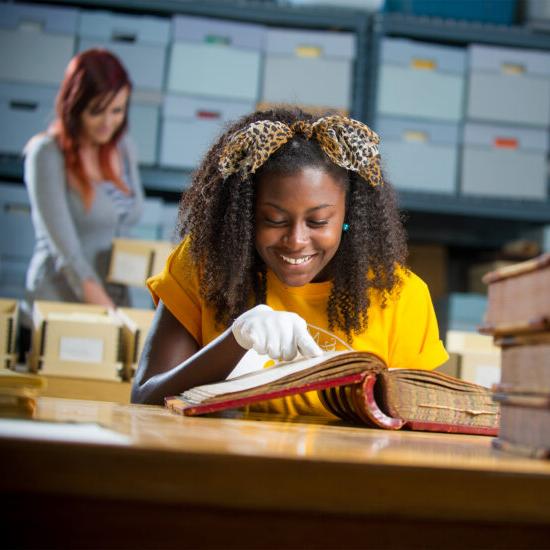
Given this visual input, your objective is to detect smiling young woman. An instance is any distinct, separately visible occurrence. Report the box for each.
[22,49,144,324]
[131,107,448,414]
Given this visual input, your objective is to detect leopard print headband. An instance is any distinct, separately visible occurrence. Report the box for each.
[218,115,382,187]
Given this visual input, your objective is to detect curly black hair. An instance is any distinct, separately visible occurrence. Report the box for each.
[177,106,408,340]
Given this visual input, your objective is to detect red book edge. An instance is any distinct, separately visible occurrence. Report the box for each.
[404,420,498,436]
[165,372,367,417]
[165,371,499,436]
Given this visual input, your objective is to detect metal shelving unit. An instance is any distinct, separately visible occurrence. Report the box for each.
[2,2,550,242]
[367,12,550,237]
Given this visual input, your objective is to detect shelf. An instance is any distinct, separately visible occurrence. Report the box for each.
[398,191,550,223]
[0,155,190,196]
[375,12,550,49]
[4,152,549,226]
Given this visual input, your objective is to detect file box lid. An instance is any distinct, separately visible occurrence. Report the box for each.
[162,94,254,122]
[266,27,355,59]
[0,82,57,103]
[172,15,265,50]
[377,116,460,146]
[381,37,466,74]
[78,10,170,46]
[464,123,548,152]
[0,2,79,34]
[469,44,550,77]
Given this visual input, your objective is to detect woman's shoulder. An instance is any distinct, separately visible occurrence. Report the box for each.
[396,265,429,291]
[118,133,137,159]
[381,265,430,305]
[24,133,61,160]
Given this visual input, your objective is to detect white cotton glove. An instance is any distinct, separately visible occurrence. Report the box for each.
[231,304,323,362]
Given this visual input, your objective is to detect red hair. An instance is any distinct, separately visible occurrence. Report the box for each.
[50,48,133,210]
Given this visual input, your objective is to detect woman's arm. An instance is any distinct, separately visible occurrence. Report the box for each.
[82,278,115,308]
[131,300,247,405]
[25,137,108,303]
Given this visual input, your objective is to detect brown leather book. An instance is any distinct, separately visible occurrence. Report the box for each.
[165,351,499,435]
[493,331,550,392]
[480,253,550,336]
[492,392,550,458]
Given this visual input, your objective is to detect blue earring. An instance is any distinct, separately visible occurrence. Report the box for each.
[342,223,350,233]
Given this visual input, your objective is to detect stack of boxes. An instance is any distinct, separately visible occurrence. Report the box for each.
[462,44,550,201]
[0,183,34,299]
[260,27,356,114]
[481,255,550,457]
[77,10,170,166]
[0,3,78,155]
[161,15,263,170]
[375,37,466,194]
[0,4,76,300]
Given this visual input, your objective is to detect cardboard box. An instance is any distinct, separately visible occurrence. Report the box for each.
[444,329,501,387]
[116,307,155,379]
[378,117,460,194]
[445,329,498,354]
[107,238,173,287]
[407,243,448,301]
[262,27,355,110]
[41,375,131,404]
[30,301,124,381]
[461,123,548,201]
[459,351,501,388]
[377,37,466,122]
[0,298,18,362]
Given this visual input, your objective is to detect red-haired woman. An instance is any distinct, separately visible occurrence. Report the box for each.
[23,48,144,318]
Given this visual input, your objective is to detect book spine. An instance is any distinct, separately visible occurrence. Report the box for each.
[350,374,405,430]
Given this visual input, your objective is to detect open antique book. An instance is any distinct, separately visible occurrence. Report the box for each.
[166,351,500,435]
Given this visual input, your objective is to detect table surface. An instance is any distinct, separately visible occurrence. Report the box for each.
[2,396,550,526]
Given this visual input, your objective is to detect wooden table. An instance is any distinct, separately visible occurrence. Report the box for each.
[2,397,550,549]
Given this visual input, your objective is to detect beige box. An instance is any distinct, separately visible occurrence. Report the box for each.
[107,238,173,287]
[0,298,18,361]
[444,329,500,387]
[0,354,17,370]
[41,375,131,404]
[467,260,517,295]
[460,351,501,388]
[30,301,124,381]
[445,329,498,354]
[116,307,155,380]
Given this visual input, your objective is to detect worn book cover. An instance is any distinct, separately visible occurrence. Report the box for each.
[493,331,550,391]
[166,351,499,435]
[492,392,550,458]
[481,253,550,335]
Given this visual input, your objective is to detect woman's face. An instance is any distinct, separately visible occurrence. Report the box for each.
[79,86,129,146]
[255,167,346,286]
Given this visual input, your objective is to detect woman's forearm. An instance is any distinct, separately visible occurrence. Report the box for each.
[131,328,247,406]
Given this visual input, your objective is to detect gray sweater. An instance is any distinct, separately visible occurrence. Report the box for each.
[23,133,144,317]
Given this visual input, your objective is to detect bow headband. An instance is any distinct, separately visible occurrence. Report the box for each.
[218,115,382,187]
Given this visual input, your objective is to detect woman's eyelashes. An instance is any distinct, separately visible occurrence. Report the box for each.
[263,217,330,227]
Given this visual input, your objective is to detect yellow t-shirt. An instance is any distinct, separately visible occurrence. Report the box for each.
[148,238,449,417]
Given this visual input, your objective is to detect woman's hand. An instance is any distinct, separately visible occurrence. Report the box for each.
[82,278,115,308]
[231,304,323,362]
